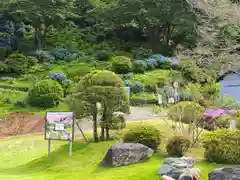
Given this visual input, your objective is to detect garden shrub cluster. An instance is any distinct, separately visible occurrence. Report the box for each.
[108,114,126,130]
[50,47,81,61]
[168,101,205,124]
[215,115,231,129]
[131,92,157,106]
[132,60,147,73]
[112,54,179,75]
[49,72,73,96]
[166,136,191,157]
[124,81,144,93]
[111,56,132,74]
[1,53,38,74]
[201,129,240,164]
[123,125,161,151]
[28,79,64,109]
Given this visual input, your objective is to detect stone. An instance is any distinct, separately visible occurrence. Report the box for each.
[209,166,240,180]
[157,157,195,179]
[101,143,154,167]
[162,175,176,180]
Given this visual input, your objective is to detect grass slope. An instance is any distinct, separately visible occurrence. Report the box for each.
[0,120,222,180]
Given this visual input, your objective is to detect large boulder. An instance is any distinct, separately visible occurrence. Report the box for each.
[209,166,240,180]
[101,143,154,166]
[157,157,195,179]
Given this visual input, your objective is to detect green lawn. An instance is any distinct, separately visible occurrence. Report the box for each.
[0,120,223,180]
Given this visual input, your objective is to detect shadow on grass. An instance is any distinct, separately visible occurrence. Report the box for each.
[0,141,89,175]
[92,152,164,174]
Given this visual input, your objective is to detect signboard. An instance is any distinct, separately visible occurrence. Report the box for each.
[45,112,74,141]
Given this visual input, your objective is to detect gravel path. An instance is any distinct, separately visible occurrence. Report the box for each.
[75,106,166,133]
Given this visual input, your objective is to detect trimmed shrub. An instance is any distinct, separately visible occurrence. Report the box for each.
[108,114,126,130]
[166,136,191,157]
[111,56,132,74]
[66,65,92,81]
[28,79,64,108]
[131,92,157,106]
[96,50,113,61]
[4,53,29,74]
[201,129,240,164]
[132,60,147,73]
[123,125,161,151]
[14,99,26,108]
[168,101,205,124]
[4,97,11,104]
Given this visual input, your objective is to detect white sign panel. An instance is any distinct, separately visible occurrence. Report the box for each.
[55,123,65,131]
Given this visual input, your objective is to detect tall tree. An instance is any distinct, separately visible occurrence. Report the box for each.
[68,71,129,141]
[99,0,199,52]
[4,0,78,50]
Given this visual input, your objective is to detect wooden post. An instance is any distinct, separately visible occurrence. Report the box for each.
[75,121,88,143]
[48,139,51,157]
[69,141,72,156]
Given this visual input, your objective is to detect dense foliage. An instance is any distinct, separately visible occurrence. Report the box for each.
[69,70,129,141]
[28,79,64,108]
[166,136,191,157]
[111,56,132,74]
[123,125,161,151]
[201,129,240,164]
[168,101,205,124]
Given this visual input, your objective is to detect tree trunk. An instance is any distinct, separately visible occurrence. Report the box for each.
[106,126,110,140]
[93,111,98,142]
[100,126,105,141]
[35,30,42,51]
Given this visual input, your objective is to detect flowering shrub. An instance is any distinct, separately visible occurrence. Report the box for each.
[124,81,143,93]
[146,58,158,70]
[49,72,72,95]
[149,54,180,69]
[132,60,147,73]
[0,76,15,82]
[49,73,66,84]
[50,47,79,61]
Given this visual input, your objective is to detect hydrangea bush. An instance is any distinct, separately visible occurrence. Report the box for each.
[124,81,143,93]
[49,72,72,95]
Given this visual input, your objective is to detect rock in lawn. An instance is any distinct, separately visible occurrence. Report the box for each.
[101,143,154,166]
[157,157,195,179]
[209,166,240,180]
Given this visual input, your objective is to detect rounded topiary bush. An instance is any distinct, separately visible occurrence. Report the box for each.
[111,56,132,74]
[132,60,147,73]
[28,79,64,108]
[123,125,161,151]
[166,136,191,157]
[4,53,29,74]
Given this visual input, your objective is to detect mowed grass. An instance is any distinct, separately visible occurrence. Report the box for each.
[0,89,69,117]
[0,120,223,180]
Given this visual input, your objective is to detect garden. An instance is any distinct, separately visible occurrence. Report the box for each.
[1,0,240,179]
